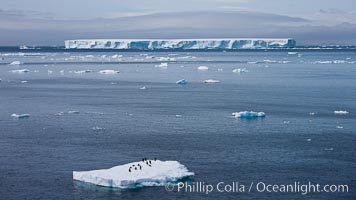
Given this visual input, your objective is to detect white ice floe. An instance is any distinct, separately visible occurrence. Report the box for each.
[20,81,28,84]
[157,57,175,61]
[9,61,22,65]
[232,111,266,119]
[336,126,344,129]
[99,70,120,74]
[74,70,93,74]
[73,160,194,189]
[203,79,220,84]
[11,69,30,73]
[68,111,80,114]
[197,66,209,71]
[11,113,30,119]
[155,63,168,68]
[139,86,147,90]
[112,54,123,59]
[176,79,188,85]
[334,110,349,115]
[287,52,298,55]
[92,126,106,131]
[232,68,249,74]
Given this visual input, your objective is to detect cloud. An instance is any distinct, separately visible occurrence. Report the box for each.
[0,10,355,45]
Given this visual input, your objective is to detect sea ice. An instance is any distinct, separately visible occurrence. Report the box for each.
[73,160,194,189]
[74,70,93,74]
[232,68,249,73]
[9,61,22,65]
[99,70,120,74]
[334,110,349,115]
[68,111,80,114]
[203,79,220,84]
[232,111,266,119]
[176,79,188,85]
[139,86,147,90]
[11,113,30,119]
[155,63,168,68]
[11,69,30,73]
[197,66,209,70]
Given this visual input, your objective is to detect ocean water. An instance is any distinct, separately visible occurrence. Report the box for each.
[0,49,355,199]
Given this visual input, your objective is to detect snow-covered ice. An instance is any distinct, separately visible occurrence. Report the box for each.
[73,160,194,189]
[11,69,30,73]
[232,111,266,119]
[65,38,296,49]
[99,70,120,74]
[334,110,349,115]
[11,113,30,119]
[203,79,220,84]
[197,66,209,71]
[176,79,188,85]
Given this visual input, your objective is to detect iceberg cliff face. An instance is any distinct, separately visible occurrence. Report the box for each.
[65,38,296,49]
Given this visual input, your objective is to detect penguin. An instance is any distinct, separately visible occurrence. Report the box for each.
[149,160,151,164]
[135,167,137,170]
[139,165,142,170]
[129,168,131,172]
[154,158,157,161]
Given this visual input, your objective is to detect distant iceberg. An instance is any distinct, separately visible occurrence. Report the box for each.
[11,113,30,119]
[65,38,296,50]
[232,111,266,119]
[11,69,30,73]
[176,79,188,84]
[334,110,349,115]
[73,160,194,189]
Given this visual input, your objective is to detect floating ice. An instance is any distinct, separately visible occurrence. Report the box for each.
[139,86,147,90]
[11,69,30,73]
[334,110,349,115]
[336,126,343,129]
[99,70,120,74]
[112,54,123,59]
[287,52,298,55]
[155,63,168,68]
[197,66,209,71]
[11,113,30,119]
[232,68,249,73]
[92,126,106,131]
[74,70,93,74]
[68,111,80,114]
[176,79,188,85]
[73,160,194,189]
[232,111,266,119]
[157,57,175,61]
[9,61,22,65]
[65,39,296,50]
[20,81,28,84]
[203,79,220,84]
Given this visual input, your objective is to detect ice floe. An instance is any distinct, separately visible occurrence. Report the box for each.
[139,86,147,90]
[287,52,298,55]
[9,61,22,65]
[334,110,349,115]
[11,113,30,119]
[68,111,80,114]
[197,66,209,70]
[203,79,220,84]
[155,63,168,68]
[232,111,266,119]
[11,69,30,73]
[99,70,120,74]
[74,70,93,74]
[176,79,188,85]
[92,126,106,131]
[73,160,194,189]
[232,68,249,74]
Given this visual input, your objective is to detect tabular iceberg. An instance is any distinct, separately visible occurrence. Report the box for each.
[65,38,296,50]
[73,160,194,189]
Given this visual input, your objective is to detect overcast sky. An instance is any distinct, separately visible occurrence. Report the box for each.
[0,0,355,45]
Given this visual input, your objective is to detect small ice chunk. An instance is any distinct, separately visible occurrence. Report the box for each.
[203,79,220,84]
[197,66,209,70]
[155,63,168,68]
[176,79,188,85]
[232,68,248,73]
[288,52,298,55]
[334,110,349,115]
[307,138,312,142]
[175,115,182,118]
[74,70,93,74]
[11,69,30,73]
[73,160,194,189]
[48,70,53,74]
[139,86,147,90]
[92,126,105,131]
[309,112,316,116]
[11,113,30,119]
[218,68,223,71]
[20,81,28,84]
[112,54,123,59]
[232,111,266,119]
[99,70,120,74]
[9,61,22,65]
[336,126,343,129]
[324,148,334,151]
[68,111,80,114]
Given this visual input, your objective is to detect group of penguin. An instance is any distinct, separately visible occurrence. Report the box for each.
[128,158,157,172]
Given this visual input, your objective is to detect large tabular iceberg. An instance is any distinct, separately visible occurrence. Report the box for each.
[65,38,296,50]
[73,160,194,189]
